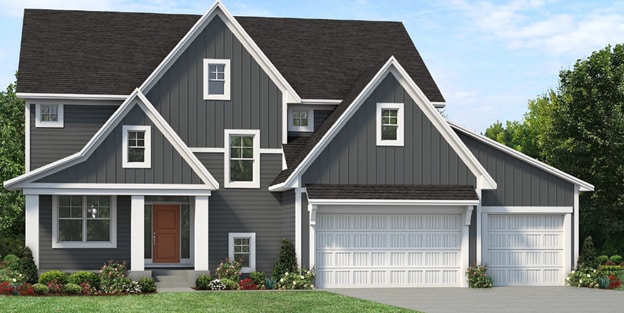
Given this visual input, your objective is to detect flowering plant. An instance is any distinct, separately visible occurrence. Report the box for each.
[566,268,599,288]
[466,264,493,288]
[99,260,129,294]
[608,275,622,289]
[215,258,242,281]
[47,279,63,294]
[18,283,34,296]
[207,278,226,291]
[239,278,257,290]
[0,281,15,295]
[277,268,315,290]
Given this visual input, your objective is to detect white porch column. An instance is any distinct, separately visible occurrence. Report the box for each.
[564,213,573,279]
[308,204,317,269]
[194,196,210,271]
[295,187,303,267]
[573,185,580,268]
[130,196,145,271]
[24,194,39,268]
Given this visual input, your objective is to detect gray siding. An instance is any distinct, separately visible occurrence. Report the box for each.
[458,132,574,206]
[303,74,476,186]
[197,153,284,273]
[38,195,131,271]
[30,104,117,169]
[300,194,310,269]
[281,190,295,245]
[147,16,283,149]
[37,105,202,184]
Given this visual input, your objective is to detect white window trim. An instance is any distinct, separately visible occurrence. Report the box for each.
[376,102,404,146]
[228,232,256,273]
[224,129,260,188]
[203,59,231,100]
[52,195,117,248]
[122,125,152,168]
[288,108,314,132]
[35,103,64,128]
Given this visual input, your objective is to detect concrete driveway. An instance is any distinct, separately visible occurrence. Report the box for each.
[328,287,624,313]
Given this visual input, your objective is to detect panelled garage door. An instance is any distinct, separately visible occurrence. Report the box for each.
[315,213,462,288]
[485,214,565,286]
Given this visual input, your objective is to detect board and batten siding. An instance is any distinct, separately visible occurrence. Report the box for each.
[30,104,118,170]
[196,152,284,273]
[146,16,282,149]
[36,105,202,184]
[303,74,476,186]
[281,190,295,245]
[288,109,333,138]
[457,132,574,206]
[38,195,131,271]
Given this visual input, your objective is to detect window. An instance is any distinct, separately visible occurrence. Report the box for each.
[35,103,64,128]
[224,129,260,188]
[53,195,117,248]
[288,108,314,132]
[376,103,404,146]
[228,233,256,273]
[122,125,151,168]
[203,59,231,100]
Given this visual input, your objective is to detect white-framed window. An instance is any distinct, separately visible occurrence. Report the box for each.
[224,129,260,188]
[376,102,404,146]
[288,108,314,132]
[122,125,151,168]
[203,59,231,100]
[52,195,117,248]
[228,232,256,273]
[35,103,64,128]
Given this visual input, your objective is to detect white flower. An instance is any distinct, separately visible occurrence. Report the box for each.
[12,278,16,283]
[587,274,590,278]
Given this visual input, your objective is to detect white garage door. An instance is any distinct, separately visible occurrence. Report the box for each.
[315,213,462,288]
[485,214,564,286]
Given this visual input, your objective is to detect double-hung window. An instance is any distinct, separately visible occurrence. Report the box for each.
[376,103,404,146]
[228,233,256,273]
[224,130,260,188]
[35,103,64,128]
[203,59,230,100]
[122,125,151,168]
[53,195,117,248]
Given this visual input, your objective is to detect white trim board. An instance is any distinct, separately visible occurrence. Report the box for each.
[481,206,573,213]
[17,93,128,101]
[308,199,480,206]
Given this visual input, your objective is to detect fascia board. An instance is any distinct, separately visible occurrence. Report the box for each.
[16,93,128,101]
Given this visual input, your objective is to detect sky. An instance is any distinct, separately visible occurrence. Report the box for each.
[0,0,623,132]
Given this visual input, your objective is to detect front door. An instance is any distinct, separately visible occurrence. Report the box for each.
[153,205,180,263]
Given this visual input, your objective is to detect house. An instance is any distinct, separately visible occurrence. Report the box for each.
[4,1,593,288]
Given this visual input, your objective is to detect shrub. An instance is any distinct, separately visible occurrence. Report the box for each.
[578,237,598,270]
[0,281,15,295]
[466,264,493,288]
[68,271,100,290]
[220,278,239,290]
[597,255,609,265]
[63,283,82,294]
[208,279,225,291]
[99,260,128,294]
[79,282,98,295]
[121,278,141,294]
[138,277,156,293]
[195,274,211,290]
[215,259,242,281]
[277,268,315,290]
[264,277,276,290]
[3,254,20,270]
[566,268,599,288]
[19,283,34,295]
[0,268,26,285]
[39,270,68,285]
[32,283,49,295]
[47,279,63,294]
[608,275,622,289]
[598,265,623,277]
[597,276,610,289]
[610,255,623,264]
[18,247,39,284]
[239,277,257,290]
[272,238,297,280]
[248,271,266,287]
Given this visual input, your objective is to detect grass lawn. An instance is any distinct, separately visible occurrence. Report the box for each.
[0,291,419,313]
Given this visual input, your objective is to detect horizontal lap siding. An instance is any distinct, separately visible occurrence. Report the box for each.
[146,16,282,149]
[197,153,283,273]
[38,195,131,271]
[303,75,475,186]
[30,104,117,169]
[281,190,295,245]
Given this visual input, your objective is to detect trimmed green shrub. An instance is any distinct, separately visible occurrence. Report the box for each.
[195,274,211,290]
[39,270,68,285]
[597,255,609,265]
[598,265,624,277]
[63,283,82,294]
[272,238,297,279]
[220,278,239,290]
[3,254,20,270]
[578,237,598,270]
[18,247,38,284]
[32,283,49,295]
[248,271,266,287]
[466,264,493,288]
[138,277,157,293]
[610,255,623,264]
[68,271,100,289]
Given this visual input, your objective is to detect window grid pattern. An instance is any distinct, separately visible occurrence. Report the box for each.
[58,196,111,243]
[292,111,309,127]
[229,135,254,182]
[41,104,59,122]
[208,64,226,95]
[381,109,398,140]
[233,237,251,267]
[127,131,145,162]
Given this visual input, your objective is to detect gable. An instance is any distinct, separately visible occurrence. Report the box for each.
[302,74,475,186]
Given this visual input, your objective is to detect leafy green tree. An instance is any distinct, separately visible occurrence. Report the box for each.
[0,76,25,254]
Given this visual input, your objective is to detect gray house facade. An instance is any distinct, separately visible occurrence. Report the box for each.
[5,2,593,287]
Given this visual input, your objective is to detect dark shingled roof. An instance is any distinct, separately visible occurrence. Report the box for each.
[305,185,478,201]
[18,9,444,102]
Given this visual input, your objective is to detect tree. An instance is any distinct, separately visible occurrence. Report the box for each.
[0,76,25,254]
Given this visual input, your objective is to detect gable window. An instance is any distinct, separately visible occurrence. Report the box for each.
[224,129,260,188]
[288,108,314,132]
[122,125,151,168]
[376,103,404,146]
[228,232,256,273]
[203,59,231,100]
[53,195,117,248]
[35,103,64,128]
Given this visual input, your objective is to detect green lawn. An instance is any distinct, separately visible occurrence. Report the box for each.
[0,291,419,313]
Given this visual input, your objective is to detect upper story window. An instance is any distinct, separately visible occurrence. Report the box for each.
[35,103,64,128]
[122,125,151,168]
[376,103,404,146]
[224,129,260,188]
[52,195,117,248]
[203,59,231,100]
[288,108,314,132]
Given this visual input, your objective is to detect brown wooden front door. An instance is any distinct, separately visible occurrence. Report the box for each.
[153,205,180,263]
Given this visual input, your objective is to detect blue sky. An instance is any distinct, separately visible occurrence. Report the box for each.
[1,0,623,132]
